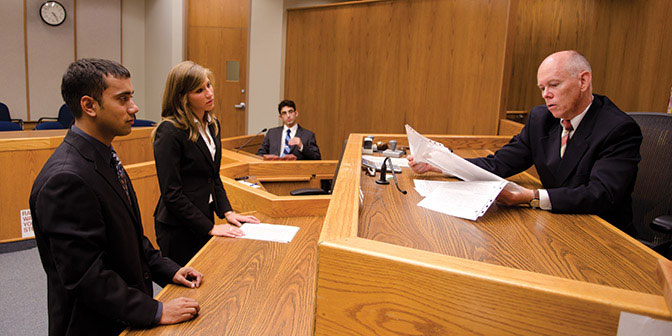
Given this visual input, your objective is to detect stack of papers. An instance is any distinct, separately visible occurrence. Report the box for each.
[406,124,520,221]
[414,180,508,220]
[362,155,407,172]
[237,223,300,243]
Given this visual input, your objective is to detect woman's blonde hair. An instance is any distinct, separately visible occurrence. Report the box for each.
[152,61,218,142]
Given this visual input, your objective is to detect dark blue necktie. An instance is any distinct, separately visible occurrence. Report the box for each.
[282,129,291,157]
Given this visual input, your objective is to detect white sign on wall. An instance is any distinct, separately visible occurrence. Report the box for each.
[21,209,34,238]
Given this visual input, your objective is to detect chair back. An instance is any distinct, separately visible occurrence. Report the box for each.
[628,112,672,244]
[34,121,65,130]
[132,118,156,127]
[0,121,22,131]
[0,102,10,122]
[58,104,74,128]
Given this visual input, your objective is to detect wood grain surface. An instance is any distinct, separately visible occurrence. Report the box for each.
[285,0,516,159]
[124,214,323,336]
[0,128,155,243]
[316,133,670,335]
[508,0,672,113]
[316,238,670,336]
[358,159,662,294]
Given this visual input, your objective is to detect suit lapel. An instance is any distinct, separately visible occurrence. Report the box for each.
[65,132,137,223]
[194,128,216,169]
[555,102,598,185]
[275,127,284,155]
[539,124,562,185]
[211,123,222,168]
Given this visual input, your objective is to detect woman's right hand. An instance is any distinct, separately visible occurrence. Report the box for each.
[210,224,245,237]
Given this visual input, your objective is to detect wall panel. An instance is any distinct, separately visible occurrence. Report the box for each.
[285,0,516,159]
[26,0,75,120]
[0,1,28,120]
[508,0,672,112]
[76,0,122,61]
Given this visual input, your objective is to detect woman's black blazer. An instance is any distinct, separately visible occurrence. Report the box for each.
[153,120,232,236]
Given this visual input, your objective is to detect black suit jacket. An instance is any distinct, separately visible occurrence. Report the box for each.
[29,130,180,336]
[153,120,233,265]
[256,124,321,160]
[468,94,642,233]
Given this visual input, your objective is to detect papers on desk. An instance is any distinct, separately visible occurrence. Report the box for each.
[238,180,261,188]
[362,155,407,172]
[237,223,300,243]
[415,180,508,220]
[406,124,521,221]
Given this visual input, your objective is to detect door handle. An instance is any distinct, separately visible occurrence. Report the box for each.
[234,102,246,109]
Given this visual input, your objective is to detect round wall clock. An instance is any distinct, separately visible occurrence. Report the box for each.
[40,1,66,26]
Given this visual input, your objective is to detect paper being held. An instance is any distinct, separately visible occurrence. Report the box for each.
[237,223,300,243]
[405,124,520,192]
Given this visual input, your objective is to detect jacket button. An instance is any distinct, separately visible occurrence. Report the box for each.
[144,271,150,280]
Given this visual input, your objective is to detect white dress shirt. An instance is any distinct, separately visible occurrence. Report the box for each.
[280,124,301,156]
[538,101,592,210]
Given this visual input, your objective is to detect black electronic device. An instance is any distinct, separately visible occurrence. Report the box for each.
[235,128,267,153]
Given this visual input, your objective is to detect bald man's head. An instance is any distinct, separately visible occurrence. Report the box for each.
[536,50,593,120]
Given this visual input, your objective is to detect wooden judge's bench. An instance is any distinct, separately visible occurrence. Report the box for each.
[115,132,672,335]
[0,127,670,334]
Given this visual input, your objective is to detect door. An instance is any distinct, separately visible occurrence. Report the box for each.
[188,0,248,138]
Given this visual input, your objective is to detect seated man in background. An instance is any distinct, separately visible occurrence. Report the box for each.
[257,99,321,160]
[409,50,642,236]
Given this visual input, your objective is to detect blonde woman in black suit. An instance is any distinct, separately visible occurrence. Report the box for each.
[153,61,259,266]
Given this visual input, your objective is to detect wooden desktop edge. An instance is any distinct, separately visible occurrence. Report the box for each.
[316,133,671,335]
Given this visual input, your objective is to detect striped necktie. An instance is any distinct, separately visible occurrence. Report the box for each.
[560,119,573,158]
[282,129,291,157]
[111,149,131,202]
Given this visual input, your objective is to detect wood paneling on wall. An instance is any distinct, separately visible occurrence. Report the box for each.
[188,0,249,138]
[0,128,154,243]
[285,0,517,159]
[508,0,672,112]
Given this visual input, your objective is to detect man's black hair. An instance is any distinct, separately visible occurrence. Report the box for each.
[61,58,130,118]
[278,99,296,114]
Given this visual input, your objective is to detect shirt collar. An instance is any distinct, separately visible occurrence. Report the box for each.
[194,113,212,125]
[71,124,114,163]
[283,124,298,134]
[562,99,592,131]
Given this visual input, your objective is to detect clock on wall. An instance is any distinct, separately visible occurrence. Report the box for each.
[39,1,66,26]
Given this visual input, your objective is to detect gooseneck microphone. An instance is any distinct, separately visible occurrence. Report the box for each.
[235,128,267,153]
[376,157,407,195]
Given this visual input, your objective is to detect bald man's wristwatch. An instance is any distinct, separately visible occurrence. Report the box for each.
[529,190,540,209]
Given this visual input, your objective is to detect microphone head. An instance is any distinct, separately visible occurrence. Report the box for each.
[261,128,268,132]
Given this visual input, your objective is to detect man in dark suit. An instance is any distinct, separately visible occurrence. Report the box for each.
[409,50,642,235]
[256,99,321,160]
[30,58,203,335]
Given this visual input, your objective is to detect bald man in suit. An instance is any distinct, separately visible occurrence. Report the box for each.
[409,50,642,235]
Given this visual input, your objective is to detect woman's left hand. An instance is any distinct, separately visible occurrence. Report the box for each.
[225,212,261,227]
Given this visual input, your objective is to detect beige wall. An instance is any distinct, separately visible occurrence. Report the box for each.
[0,0,123,121]
[0,0,28,120]
[246,0,352,134]
[144,0,184,122]
[0,0,183,123]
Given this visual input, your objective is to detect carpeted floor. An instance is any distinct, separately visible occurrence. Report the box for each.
[0,243,162,335]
